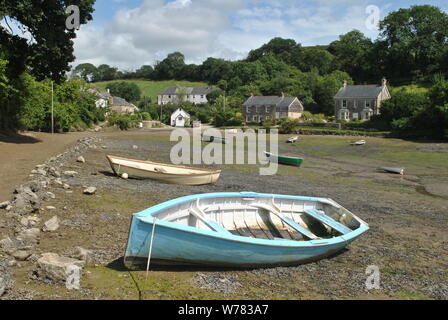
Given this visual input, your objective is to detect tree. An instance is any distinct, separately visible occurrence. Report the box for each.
[246,37,302,65]
[0,0,95,82]
[377,5,448,81]
[134,65,154,79]
[73,63,97,82]
[154,52,186,80]
[94,64,118,82]
[314,71,353,115]
[297,48,335,75]
[200,58,233,84]
[328,30,374,82]
[106,81,141,103]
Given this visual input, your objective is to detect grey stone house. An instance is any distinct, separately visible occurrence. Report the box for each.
[158,87,218,105]
[243,94,304,123]
[334,78,391,121]
[109,97,139,114]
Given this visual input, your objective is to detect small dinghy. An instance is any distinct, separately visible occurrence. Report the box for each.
[379,166,405,175]
[124,192,369,268]
[287,136,300,143]
[351,140,366,146]
[106,155,221,185]
[265,152,303,167]
[202,135,228,144]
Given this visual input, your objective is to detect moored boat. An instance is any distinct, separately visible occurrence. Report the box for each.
[379,166,405,175]
[265,152,303,167]
[106,155,221,185]
[287,136,300,143]
[123,192,369,268]
[202,135,228,144]
[351,140,366,146]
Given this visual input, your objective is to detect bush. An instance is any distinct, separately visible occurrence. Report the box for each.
[107,112,139,130]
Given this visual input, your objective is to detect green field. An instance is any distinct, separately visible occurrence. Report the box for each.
[93,79,208,102]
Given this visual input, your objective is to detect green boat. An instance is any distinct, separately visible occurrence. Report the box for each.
[265,152,304,167]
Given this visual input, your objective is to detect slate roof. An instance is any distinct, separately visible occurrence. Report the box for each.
[111,97,138,110]
[159,87,218,96]
[335,85,385,99]
[243,96,296,107]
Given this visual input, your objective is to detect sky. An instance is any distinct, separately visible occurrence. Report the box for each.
[72,0,448,70]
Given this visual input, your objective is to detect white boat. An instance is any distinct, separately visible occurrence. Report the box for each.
[106,155,222,185]
[351,140,366,146]
[287,136,300,143]
[379,166,405,175]
[202,135,228,144]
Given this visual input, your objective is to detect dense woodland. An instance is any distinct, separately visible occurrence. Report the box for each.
[1,2,448,138]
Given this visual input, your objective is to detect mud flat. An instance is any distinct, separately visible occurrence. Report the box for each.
[0,130,447,300]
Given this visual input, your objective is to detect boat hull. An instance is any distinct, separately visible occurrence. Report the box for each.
[107,156,221,185]
[124,193,369,269]
[265,152,303,167]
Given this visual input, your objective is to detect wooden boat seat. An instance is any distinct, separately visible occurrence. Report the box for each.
[249,203,320,240]
[189,206,232,235]
[303,209,352,235]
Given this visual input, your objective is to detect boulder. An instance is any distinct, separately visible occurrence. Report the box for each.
[17,228,41,241]
[0,201,11,209]
[121,173,129,180]
[0,260,13,297]
[42,216,60,232]
[36,253,84,284]
[83,187,97,195]
[73,247,94,266]
[77,156,86,163]
[63,171,78,177]
[10,250,32,261]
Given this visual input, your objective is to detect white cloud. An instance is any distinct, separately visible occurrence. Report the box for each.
[72,0,396,69]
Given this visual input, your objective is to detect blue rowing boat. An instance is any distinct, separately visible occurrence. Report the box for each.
[124,192,369,269]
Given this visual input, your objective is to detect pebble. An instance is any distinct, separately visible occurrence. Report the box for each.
[77,156,86,163]
[83,187,97,195]
[42,216,60,232]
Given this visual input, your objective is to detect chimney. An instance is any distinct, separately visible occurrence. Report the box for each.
[107,88,110,94]
[280,92,285,98]
[250,92,254,97]
[382,77,387,87]
[343,80,348,88]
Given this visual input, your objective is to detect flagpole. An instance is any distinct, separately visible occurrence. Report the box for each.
[51,81,54,134]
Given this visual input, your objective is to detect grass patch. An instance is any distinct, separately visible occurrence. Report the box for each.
[396,290,430,300]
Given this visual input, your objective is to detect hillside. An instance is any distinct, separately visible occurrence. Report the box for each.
[92,79,208,103]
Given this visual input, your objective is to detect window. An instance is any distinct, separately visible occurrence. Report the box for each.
[365,100,371,108]
[201,95,204,99]
[255,106,260,113]
[352,113,358,120]
[265,106,269,113]
[253,116,258,122]
[246,106,251,113]
[342,100,347,107]
[339,109,349,121]
[266,116,271,120]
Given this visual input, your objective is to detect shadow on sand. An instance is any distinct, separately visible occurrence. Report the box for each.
[0,131,42,144]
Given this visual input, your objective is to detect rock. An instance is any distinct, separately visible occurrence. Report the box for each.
[36,168,47,176]
[53,178,63,186]
[48,167,61,178]
[0,260,13,297]
[132,145,138,150]
[0,201,11,209]
[83,187,97,195]
[63,171,78,177]
[44,192,56,200]
[77,156,86,163]
[46,206,56,210]
[5,205,12,212]
[18,228,41,241]
[73,247,93,266]
[42,216,60,232]
[11,250,32,261]
[121,173,129,180]
[63,184,71,190]
[0,236,36,252]
[35,253,84,285]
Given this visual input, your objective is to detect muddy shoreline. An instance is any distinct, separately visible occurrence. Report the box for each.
[1,130,447,300]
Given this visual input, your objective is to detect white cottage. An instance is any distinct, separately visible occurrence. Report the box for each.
[171,108,191,127]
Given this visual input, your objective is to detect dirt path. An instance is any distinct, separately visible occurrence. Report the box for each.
[0,131,93,202]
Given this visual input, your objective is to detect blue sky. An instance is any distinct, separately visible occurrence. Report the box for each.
[73,0,448,69]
